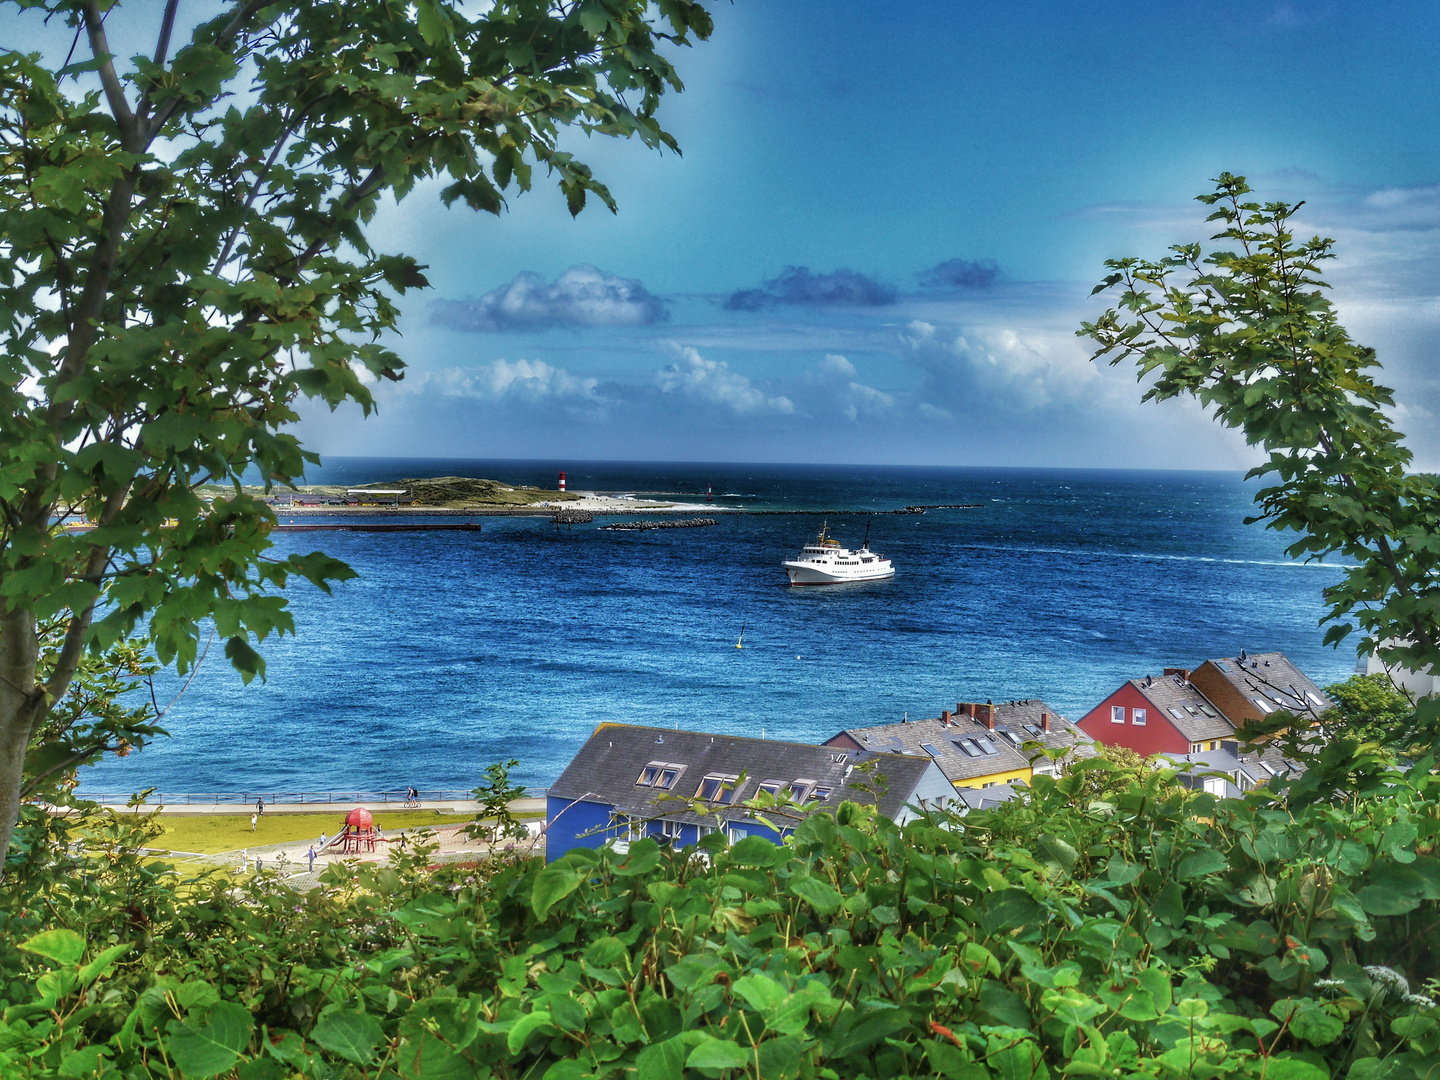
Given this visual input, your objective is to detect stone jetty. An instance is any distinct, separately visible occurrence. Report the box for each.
[599,517,718,531]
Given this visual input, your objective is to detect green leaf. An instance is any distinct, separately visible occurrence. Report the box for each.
[58,1045,112,1079]
[731,973,788,1012]
[532,860,584,918]
[1175,849,1228,879]
[237,1060,286,1080]
[1035,833,1079,875]
[727,834,784,867]
[311,1009,383,1065]
[1356,885,1421,916]
[788,875,843,914]
[507,1010,554,1055]
[686,1038,750,1070]
[827,1006,912,1058]
[19,929,86,966]
[78,942,132,986]
[166,1002,255,1078]
[636,1035,687,1080]
[1261,1058,1329,1080]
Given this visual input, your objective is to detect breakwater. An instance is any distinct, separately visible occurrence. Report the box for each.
[272,522,484,532]
[599,517,719,531]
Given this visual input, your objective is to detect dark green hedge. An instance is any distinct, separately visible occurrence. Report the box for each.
[2,759,1438,1078]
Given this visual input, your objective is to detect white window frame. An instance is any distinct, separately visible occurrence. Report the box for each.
[696,774,743,804]
[1132,708,1146,726]
[1111,705,1125,724]
[658,819,684,842]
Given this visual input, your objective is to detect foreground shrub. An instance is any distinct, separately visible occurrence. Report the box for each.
[2,764,1438,1078]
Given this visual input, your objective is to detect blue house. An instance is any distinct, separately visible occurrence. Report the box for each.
[544,723,955,862]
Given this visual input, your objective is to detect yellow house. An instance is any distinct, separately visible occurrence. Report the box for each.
[826,703,1038,793]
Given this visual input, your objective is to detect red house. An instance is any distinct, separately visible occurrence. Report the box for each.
[1078,669,1235,756]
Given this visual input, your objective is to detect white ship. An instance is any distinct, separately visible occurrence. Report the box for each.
[783,522,895,585]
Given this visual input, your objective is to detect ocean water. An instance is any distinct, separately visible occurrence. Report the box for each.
[81,460,1359,796]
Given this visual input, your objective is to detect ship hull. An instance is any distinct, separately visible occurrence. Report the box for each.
[783,562,895,585]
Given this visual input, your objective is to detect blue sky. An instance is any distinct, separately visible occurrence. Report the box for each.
[16,1,1440,468]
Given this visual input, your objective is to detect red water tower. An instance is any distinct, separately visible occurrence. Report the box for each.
[558,471,566,492]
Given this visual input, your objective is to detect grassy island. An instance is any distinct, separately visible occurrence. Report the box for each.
[199,475,581,508]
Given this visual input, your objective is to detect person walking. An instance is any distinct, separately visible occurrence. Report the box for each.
[256,796,265,817]
[250,812,257,832]
[255,855,262,874]
[238,850,247,875]
[319,831,327,850]
[307,846,316,872]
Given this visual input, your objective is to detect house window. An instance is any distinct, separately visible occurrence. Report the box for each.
[976,737,999,756]
[625,817,646,841]
[982,781,996,789]
[1208,740,1218,751]
[784,780,815,802]
[808,785,833,803]
[1133,708,1146,726]
[757,780,783,797]
[696,824,717,838]
[654,764,686,790]
[637,762,665,785]
[1111,705,1124,724]
[1191,743,1201,753]
[696,774,742,804]
[658,820,683,842]
[1169,707,1186,720]
[1253,698,1275,714]
[955,740,981,758]
[920,743,941,757]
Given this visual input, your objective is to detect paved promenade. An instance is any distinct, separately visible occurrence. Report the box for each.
[140,797,546,816]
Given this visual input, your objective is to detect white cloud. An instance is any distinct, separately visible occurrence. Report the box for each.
[810,354,894,421]
[654,343,794,415]
[898,320,1099,411]
[431,265,667,332]
[402,359,600,403]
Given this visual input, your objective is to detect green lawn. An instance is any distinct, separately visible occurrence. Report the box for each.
[152,810,464,855]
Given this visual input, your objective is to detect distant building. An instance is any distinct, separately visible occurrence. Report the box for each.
[825,699,1090,791]
[1164,742,1307,799]
[1365,641,1438,699]
[1078,670,1234,756]
[544,724,953,863]
[1188,652,1334,728]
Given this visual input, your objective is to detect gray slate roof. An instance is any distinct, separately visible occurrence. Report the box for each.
[1203,652,1335,717]
[954,781,1024,811]
[1133,674,1236,742]
[548,723,936,827]
[987,699,1095,759]
[831,712,1034,784]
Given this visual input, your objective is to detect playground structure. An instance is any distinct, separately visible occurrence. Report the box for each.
[319,807,406,855]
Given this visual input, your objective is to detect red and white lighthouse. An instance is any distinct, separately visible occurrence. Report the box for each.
[558,471,566,492]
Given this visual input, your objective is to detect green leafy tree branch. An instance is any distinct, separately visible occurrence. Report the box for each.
[0,0,712,864]
[1080,173,1440,700]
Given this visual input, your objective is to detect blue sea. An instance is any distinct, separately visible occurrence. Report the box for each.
[81,460,1360,797]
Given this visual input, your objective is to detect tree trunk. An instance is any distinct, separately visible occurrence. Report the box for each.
[0,607,41,872]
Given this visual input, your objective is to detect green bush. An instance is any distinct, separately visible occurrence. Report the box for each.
[2,760,1438,1079]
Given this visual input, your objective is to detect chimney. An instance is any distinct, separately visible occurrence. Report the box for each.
[941,709,952,726]
[1041,711,1050,732]
[1164,667,1190,682]
[982,703,995,730]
